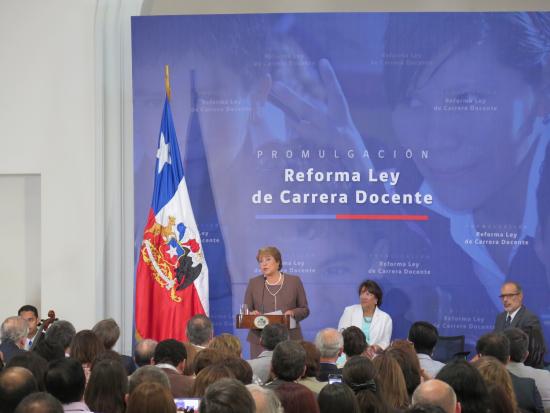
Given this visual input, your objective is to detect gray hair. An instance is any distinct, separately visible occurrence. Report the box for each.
[315,328,344,358]
[246,384,283,413]
[128,365,170,394]
[134,339,158,367]
[45,320,76,350]
[1,316,29,342]
[186,314,213,346]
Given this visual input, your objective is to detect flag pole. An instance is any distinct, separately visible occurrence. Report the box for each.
[165,64,171,101]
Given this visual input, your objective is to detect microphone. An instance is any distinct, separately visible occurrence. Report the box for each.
[261,275,266,314]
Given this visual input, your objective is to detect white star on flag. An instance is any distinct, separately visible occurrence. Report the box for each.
[157,132,171,173]
[166,244,179,259]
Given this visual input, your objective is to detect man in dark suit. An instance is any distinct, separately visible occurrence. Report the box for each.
[183,314,213,375]
[494,282,542,333]
[0,316,27,364]
[315,328,343,382]
[154,339,194,397]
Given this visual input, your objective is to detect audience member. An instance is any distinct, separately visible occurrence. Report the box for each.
[7,352,48,392]
[342,326,368,358]
[408,321,445,378]
[342,355,390,413]
[17,305,40,351]
[224,357,253,385]
[0,366,38,413]
[266,340,306,389]
[522,326,547,369]
[246,384,283,413]
[14,392,63,413]
[209,333,242,358]
[193,348,224,375]
[318,383,360,413]
[154,339,194,397]
[247,324,288,385]
[184,315,213,375]
[0,316,28,363]
[133,339,157,367]
[69,330,104,381]
[411,379,461,413]
[372,353,409,410]
[504,328,550,410]
[192,364,235,397]
[315,328,343,382]
[92,318,136,375]
[436,360,491,413]
[45,358,89,412]
[297,341,326,394]
[126,382,176,413]
[407,405,447,413]
[199,378,255,413]
[387,340,422,397]
[84,359,128,413]
[485,383,517,413]
[128,365,170,395]
[45,321,76,356]
[275,382,319,413]
[472,356,518,413]
[33,339,65,362]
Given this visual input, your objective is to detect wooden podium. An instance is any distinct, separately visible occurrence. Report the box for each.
[235,314,291,330]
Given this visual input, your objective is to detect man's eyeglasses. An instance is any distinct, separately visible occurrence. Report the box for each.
[499,292,520,299]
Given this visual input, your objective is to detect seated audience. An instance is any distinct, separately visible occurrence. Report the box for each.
[248,324,288,385]
[372,353,409,410]
[436,360,491,413]
[472,356,518,413]
[69,330,104,381]
[45,358,89,412]
[7,352,48,391]
[154,339,194,397]
[0,317,28,363]
[342,355,391,413]
[14,392,63,413]
[128,365,170,394]
[184,314,213,375]
[0,366,38,413]
[503,328,550,410]
[193,348,224,375]
[274,382,319,413]
[84,359,128,413]
[408,321,445,378]
[192,364,235,397]
[126,382,176,413]
[387,340,423,397]
[318,383,360,413]
[45,321,76,357]
[224,357,253,385]
[246,384,283,413]
[297,341,326,394]
[411,379,461,413]
[133,339,157,368]
[92,319,136,375]
[199,377,255,413]
[315,328,343,382]
[266,341,306,389]
[522,326,547,369]
[342,326,368,359]
[209,333,242,358]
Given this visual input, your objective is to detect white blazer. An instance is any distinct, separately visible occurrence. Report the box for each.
[337,305,392,349]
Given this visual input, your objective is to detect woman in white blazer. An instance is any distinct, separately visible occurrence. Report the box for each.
[338,280,392,352]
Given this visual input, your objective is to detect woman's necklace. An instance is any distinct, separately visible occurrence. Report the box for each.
[265,272,285,309]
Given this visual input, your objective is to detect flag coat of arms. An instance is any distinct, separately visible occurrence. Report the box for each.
[135,96,209,342]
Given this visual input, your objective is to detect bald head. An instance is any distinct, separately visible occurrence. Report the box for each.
[134,339,158,367]
[315,328,344,361]
[0,367,38,413]
[412,379,460,413]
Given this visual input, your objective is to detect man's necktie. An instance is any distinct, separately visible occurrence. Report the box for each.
[504,314,512,328]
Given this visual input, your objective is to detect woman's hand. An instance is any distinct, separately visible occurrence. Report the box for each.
[284,309,295,317]
[250,310,261,316]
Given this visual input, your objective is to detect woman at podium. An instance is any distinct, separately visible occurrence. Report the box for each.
[243,246,310,358]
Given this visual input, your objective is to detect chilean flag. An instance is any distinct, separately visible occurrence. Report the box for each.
[135,96,209,342]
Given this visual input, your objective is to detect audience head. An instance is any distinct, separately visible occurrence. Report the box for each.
[32,339,65,362]
[358,280,383,307]
[408,321,439,355]
[44,358,85,404]
[387,340,422,396]
[224,357,253,384]
[1,317,29,349]
[14,392,63,413]
[246,384,283,413]
[412,379,459,413]
[193,348,224,375]
[134,339,157,367]
[522,326,546,368]
[342,355,388,413]
[7,352,48,391]
[92,319,120,350]
[342,327,367,357]
[128,365,170,395]
[0,367,38,413]
[436,360,490,413]
[154,339,187,371]
[485,383,516,413]
[208,333,242,358]
[275,382,319,413]
[318,383,360,413]
[373,352,409,410]
[472,356,517,411]
[407,405,447,413]
[70,330,104,365]
[299,341,321,378]
[17,305,39,338]
[199,377,255,413]
[45,320,76,353]
[192,364,235,397]
[315,328,343,361]
[84,359,128,413]
[475,332,510,364]
[126,382,176,413]
[186,315,213,346]
[260,324,289,351]
[502,328,529,363]
[271,340,306,381]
